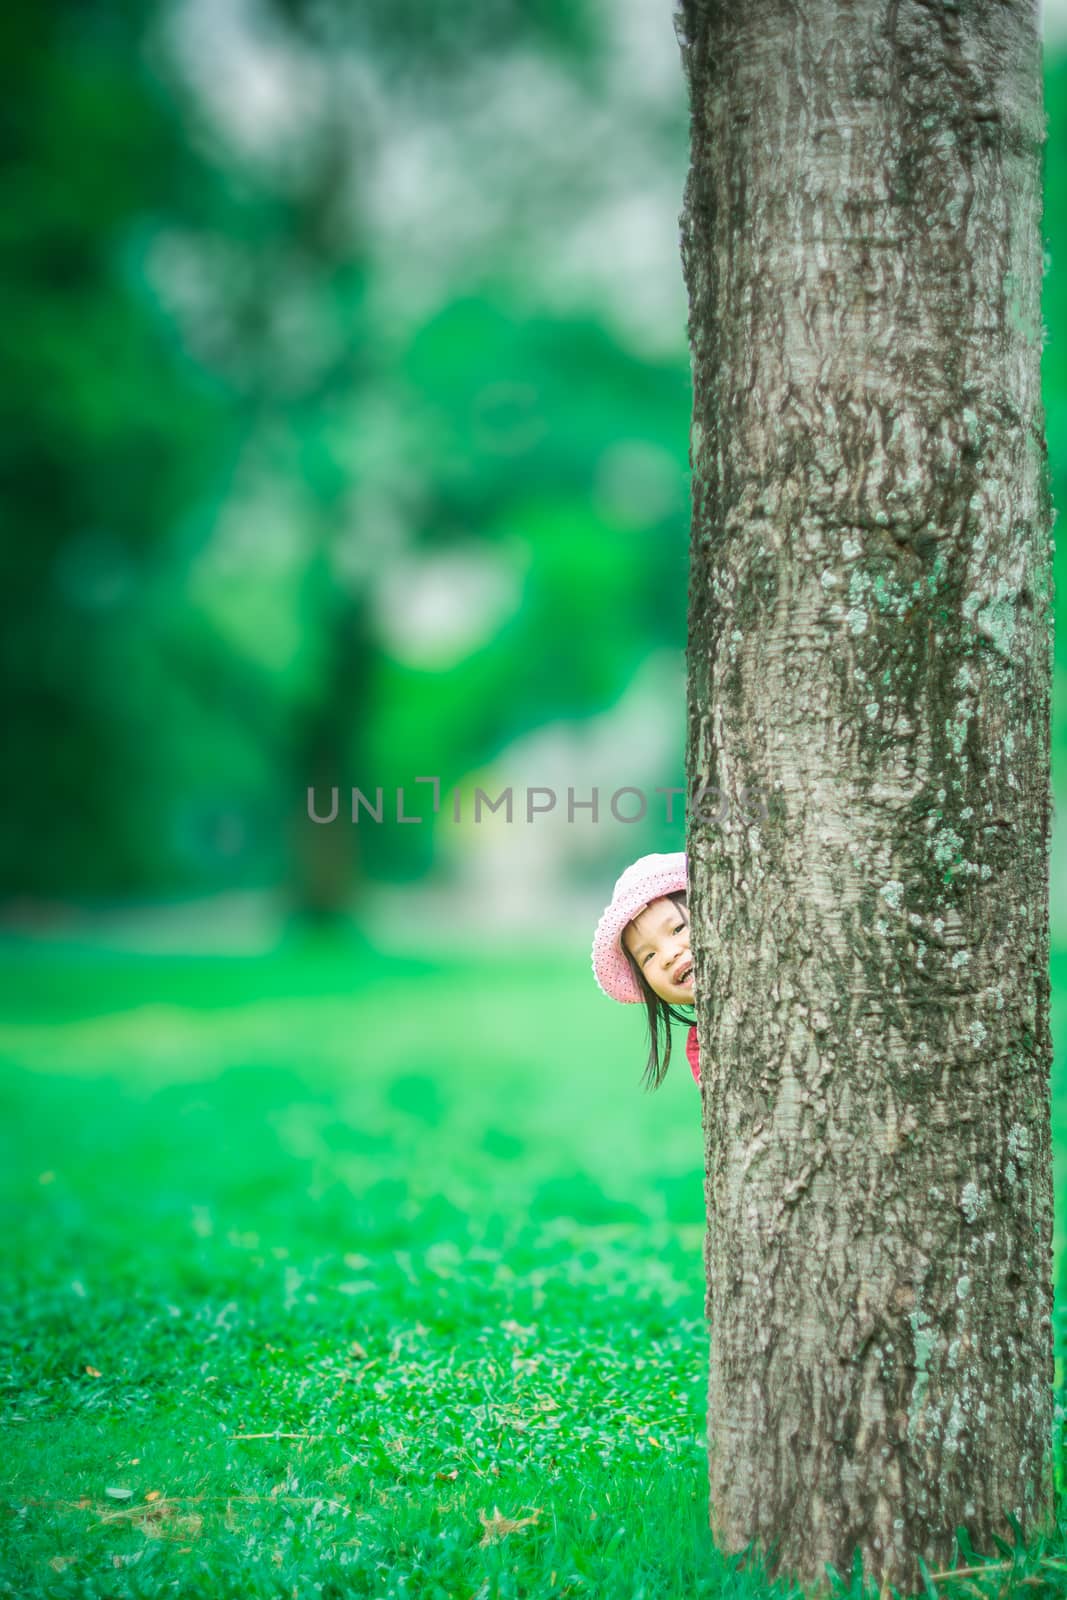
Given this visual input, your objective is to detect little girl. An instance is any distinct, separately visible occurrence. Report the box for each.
[590,851,700,1089]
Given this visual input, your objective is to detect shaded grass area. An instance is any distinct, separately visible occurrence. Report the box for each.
[0,934,1066,1598]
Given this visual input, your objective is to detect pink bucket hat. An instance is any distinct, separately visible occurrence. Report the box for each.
[591,851,688,1003]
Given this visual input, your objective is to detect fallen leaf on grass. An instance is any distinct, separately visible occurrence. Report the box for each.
[104,1488,133,1502]
[145,1491,162,1502]
[140,1508,203,1542]
[97,1498,203,1542]
[478,1505,542,1546]
[48,1557,76,1573]
[98,1503,167,1527]
[85,1367,101,1378]
[435,1470,459,1482]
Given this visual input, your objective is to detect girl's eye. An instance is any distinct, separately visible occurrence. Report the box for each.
[642,952,653,965]
[674,923,684,934]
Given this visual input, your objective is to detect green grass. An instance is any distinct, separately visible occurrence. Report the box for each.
[1,930,1067,1598]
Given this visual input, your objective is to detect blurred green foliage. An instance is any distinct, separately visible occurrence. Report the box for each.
[3,2,1065,910]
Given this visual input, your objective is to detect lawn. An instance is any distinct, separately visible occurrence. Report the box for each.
[1,928,1067,1599]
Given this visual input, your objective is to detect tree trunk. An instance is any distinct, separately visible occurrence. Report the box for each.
[678,1,1054,1588]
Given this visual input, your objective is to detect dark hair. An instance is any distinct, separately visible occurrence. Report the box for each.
[621,890,695,1092]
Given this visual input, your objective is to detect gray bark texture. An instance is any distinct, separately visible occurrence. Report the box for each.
[678,0,1055,1589]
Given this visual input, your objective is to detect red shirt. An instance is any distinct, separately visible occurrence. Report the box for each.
[686,1024,700,1084]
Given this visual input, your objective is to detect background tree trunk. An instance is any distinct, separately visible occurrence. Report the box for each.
[678,0,1054,1587]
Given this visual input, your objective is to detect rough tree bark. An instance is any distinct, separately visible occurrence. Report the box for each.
[678,1,1054,1588]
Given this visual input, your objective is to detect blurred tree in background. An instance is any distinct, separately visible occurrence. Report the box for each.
[1,3,236,898]
[3,0,1065,920]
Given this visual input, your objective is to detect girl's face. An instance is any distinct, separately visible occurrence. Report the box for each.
[622,896,694,1005]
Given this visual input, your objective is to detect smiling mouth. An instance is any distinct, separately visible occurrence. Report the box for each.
[675,963,693,986]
